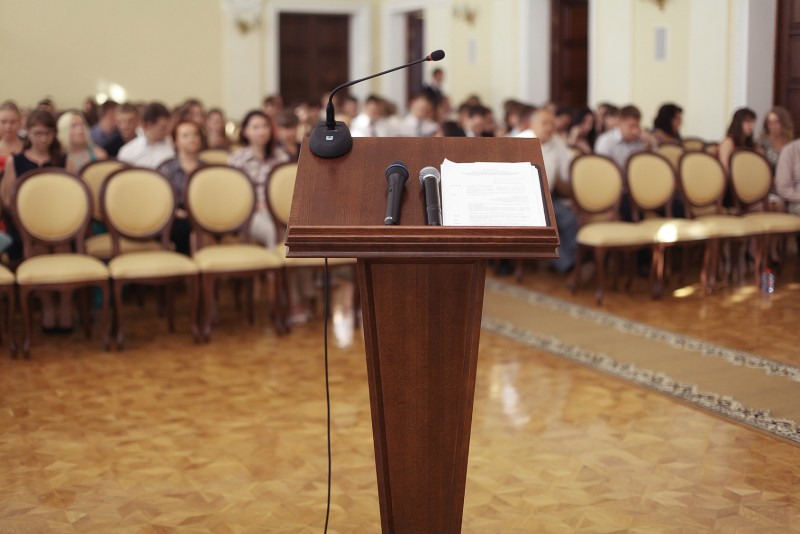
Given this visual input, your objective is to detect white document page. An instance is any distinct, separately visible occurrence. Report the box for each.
[440,160,547,227]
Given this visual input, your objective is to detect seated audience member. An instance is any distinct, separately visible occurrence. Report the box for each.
[593,102,616,138]
[553,106,573,142]
[275,109,301,161]
[90,100,119,148]
[567,107,595,154]
[651,103,683,145]
[0,101,24,176]
[423,67,446,106]
[775,137,800,215]
[500,99,523,136]
[117,102,174,168]
[157,120,205,255]
[434,95,453,126]
[178,98,205,125]
[594,105,652,169]
[389,93,438,137]
[83,97,99,127]
[717,107,757,174]
[524,108,578,274]
[759,106,794,171]
[350,95,391,137]
[262,94,283,121]
[205,108,231,150]
[58,111,108,174]
[464,105,494,137]
[102,103,140,157]
[228,110,289,250]
[36,98,57,116]
[338,94,359,126]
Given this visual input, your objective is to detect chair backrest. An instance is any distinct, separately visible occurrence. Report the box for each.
[569,155,624,217]
[266,162,299,230]
[100,167,175,253]
[657,142,684,170]
[626,152,676,219]
[186,165,255,238]
[678,151,727,215]
[12,168,92,256]
[80,159,128,219]
[704,142,719,157]
[198,148,232,165]
[682,137,706,152]
[729,149,772,209]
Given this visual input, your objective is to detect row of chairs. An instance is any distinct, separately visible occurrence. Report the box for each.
[1,161,353,359]
[570,149,800,303]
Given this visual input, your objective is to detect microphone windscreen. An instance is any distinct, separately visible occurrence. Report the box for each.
[419,166,441,185]
[429,50,445,61]
[385,161,409,180]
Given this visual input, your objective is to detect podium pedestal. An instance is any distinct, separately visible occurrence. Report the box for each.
[286,137,558,533]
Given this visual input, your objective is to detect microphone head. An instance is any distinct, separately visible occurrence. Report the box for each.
[385,161,409,181]
[428,50,445,61]
[419,166,441,185]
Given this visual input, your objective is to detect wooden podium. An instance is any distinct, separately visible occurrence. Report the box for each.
[286,137,558,533]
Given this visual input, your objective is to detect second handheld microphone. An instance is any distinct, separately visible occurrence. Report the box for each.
[384,162,409,225]
[419,166,443,226]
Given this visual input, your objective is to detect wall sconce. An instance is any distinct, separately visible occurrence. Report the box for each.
[452,4,477,26]
[224,0,264,35]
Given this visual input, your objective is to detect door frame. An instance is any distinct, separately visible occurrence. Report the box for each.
[267,2,372,103]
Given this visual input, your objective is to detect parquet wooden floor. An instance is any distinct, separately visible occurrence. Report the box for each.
[1,258,799,532]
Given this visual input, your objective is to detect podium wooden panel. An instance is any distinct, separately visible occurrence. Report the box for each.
[286,137,558,533]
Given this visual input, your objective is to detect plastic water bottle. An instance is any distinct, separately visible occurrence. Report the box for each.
[760,268,775,294]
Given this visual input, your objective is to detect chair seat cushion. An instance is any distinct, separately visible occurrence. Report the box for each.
[86,233,163,260]
[109,251,198,279]
[577,222,656,247]
[742,212,800,233]
[194,244,282,272]
[695,215,763,237]
[277,243,356,267]
[637,218,711,243]
[16,254,109,285]
[0,264,14,285]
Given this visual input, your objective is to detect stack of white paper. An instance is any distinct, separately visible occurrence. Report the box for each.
[440,160,546,227]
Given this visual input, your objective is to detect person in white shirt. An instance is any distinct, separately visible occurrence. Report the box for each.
[594,105,653,169]
[518,108,578,274]
[350,95,391,137]
[117,102,175,169]
[389,94,439,137]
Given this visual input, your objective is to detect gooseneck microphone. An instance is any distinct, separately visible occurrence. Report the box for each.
[309,50,446,159]
[384,162,409,225]
[419,166,442,226]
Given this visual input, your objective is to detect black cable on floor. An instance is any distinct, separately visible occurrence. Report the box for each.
[323,258,332,533]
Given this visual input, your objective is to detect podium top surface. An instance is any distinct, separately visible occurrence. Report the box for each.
[285,136,559,259]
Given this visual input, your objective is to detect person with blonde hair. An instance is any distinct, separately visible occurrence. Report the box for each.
[758,106,794,170]
[0,100,24,176]
[57,110,107,174]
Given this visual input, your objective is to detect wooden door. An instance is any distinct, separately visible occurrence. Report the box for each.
[550,0,589,108]
[774,0,800,134]
[406,11,425,101]
[279,13,349,105]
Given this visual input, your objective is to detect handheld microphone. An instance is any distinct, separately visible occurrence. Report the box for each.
[384,161,409,225]
[309,50,446,159]
[419,166,442,226]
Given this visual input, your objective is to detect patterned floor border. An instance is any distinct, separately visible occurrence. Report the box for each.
[482,280,800,444]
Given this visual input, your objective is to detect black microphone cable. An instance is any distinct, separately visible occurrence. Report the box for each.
[323,258,332,534]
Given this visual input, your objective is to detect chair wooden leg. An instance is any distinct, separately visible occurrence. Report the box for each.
[166,285,176,333]
[99,282,111,351]
[7,288,17,359]
[281,268,292,333]
[202,274,214,343]
[80,289,91,340]
[651,245,665,299]
[19,287,32,359]
[246,276,255,326]
[189,275,200,343]
[594,248,607,305]
[113,280,125,350]
[571,245,584,294]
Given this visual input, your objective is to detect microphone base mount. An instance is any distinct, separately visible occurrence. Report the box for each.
[309,121,353,158]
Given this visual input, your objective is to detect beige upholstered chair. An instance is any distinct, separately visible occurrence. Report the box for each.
[186,165,285,341]
[657,142,684,171]
[626,152,711,296]
[678,152,764,290]
[266,162,357,329]
[682,137,706,152]
[569,155,658,304]
[81,160,162,260]
[100,167,200,349]
[11,169,111,358]
[729,149,800,269]
[198,149,232,165]
[0,265,16,357]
